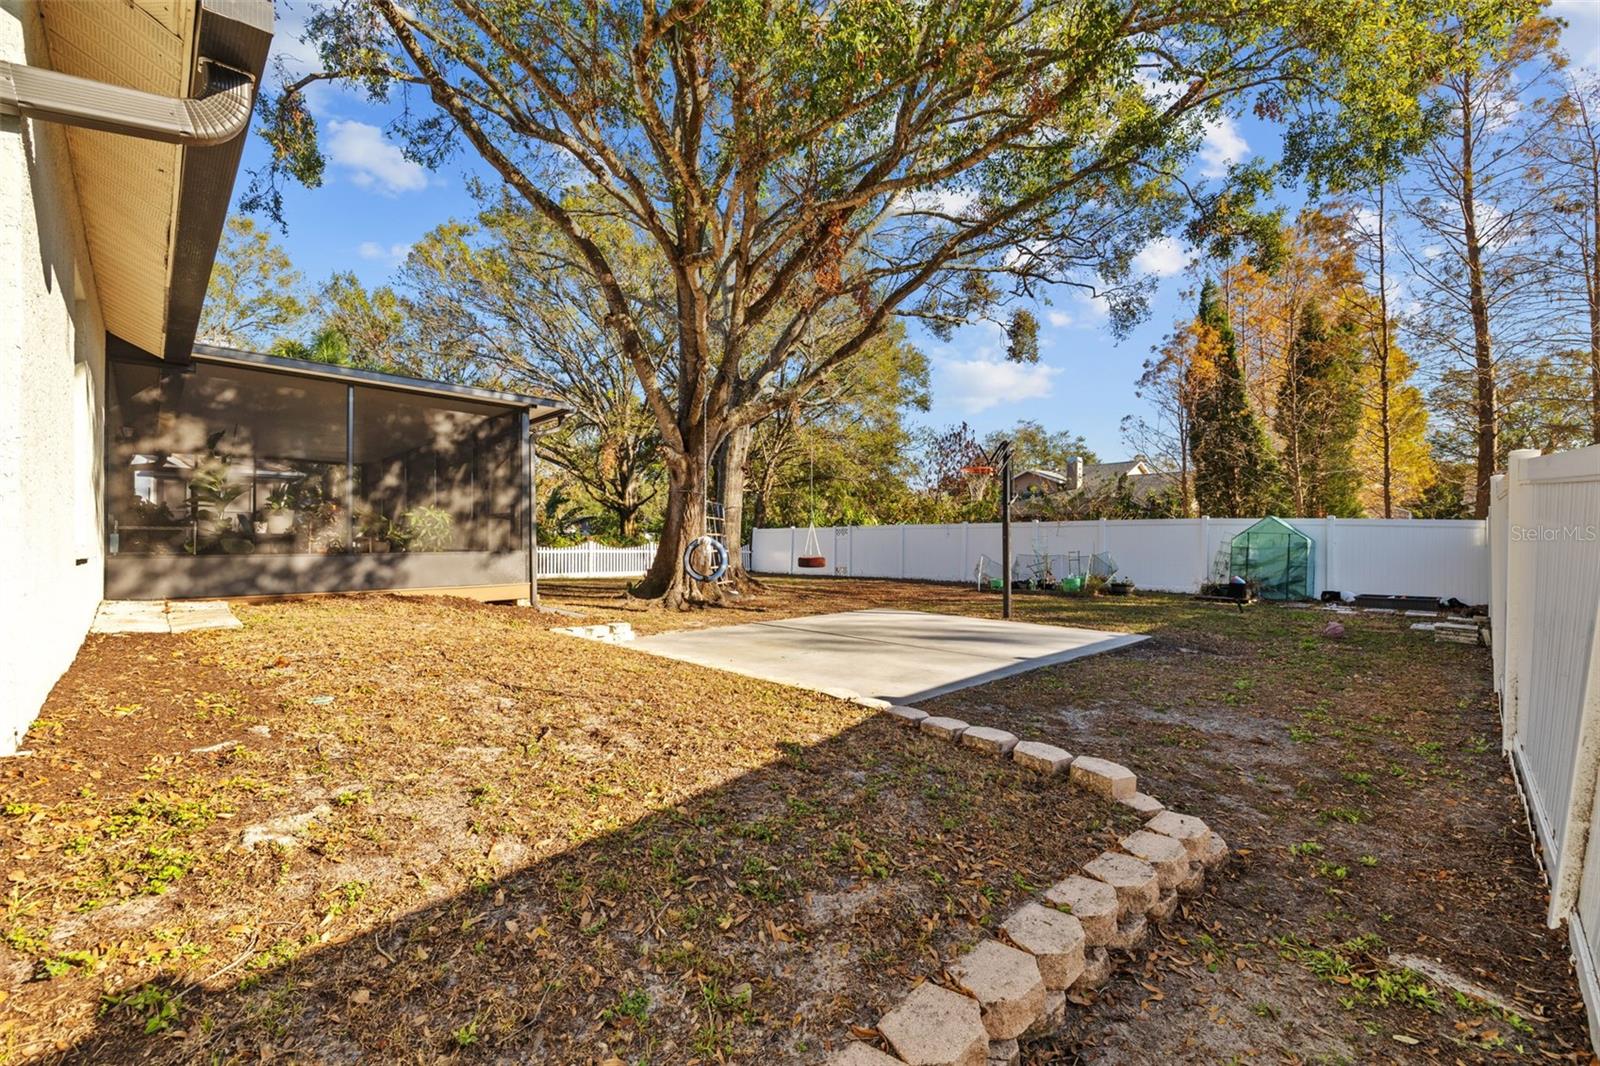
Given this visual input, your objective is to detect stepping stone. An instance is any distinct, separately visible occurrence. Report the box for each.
[1068,756,1136,800]
[1200,832,1229,868]
[960,726,1018,756]
[1043,875,1119,944]
[1072,946,1113,992]
[1119,830,1189,889]
[1011,741,1071,774]
[948,940,1046,1040]
[827,1043,905,1066]
[885,705,929,725]
[1145,811,1213,859]
[1083,851,1159,913]
[920,716,970,742]
[1118,792,1164,815]
[1001,902,1085,990]
[878,982,989,1066]
[241,804,332,851]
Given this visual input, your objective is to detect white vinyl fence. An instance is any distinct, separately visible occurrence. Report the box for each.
[536,539,751,578]
[752,516,1489,602]
[1490,445,1600,1043]
[538,540,657,578]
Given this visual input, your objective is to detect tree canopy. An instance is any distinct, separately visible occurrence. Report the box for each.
[245,0,1533,603]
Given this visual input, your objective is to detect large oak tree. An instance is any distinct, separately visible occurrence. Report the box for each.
[251,0,1530,604]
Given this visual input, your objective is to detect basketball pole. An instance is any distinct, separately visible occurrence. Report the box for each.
[1000,444,1012,620]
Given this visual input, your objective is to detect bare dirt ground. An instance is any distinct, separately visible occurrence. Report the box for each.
[2,590,1119,1064]
[1,577,1588,1064]
[549,577,1593,1064]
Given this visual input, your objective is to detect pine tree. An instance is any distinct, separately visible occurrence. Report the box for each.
[1189,280,1282,517]
[1275,303,1364,516]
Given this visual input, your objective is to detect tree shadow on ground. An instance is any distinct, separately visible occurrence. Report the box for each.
[60,713,1126,1065]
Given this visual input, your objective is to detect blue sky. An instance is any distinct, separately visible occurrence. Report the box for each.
[238,2,1600,461]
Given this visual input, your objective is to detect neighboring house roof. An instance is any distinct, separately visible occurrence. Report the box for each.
[24,0,273,360]
[1082,459,1150,485]
[1017,468,1072,486]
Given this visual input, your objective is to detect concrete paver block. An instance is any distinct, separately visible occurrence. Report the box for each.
[1201,832,1229,868]
[985,1039,1019,1066]
[1177,862,1205,894]
[1068,756,1136,800]
[920,716,970,742]
[948,939,1046,1040]
[885,705,929,725]
[1010,741,1071,774]
[1103,911,1148,950]
[878,982,989,1066]
[1083,851,1159,913]
[1119,830,1190,889]
[1025,990,1066,1037]
[1147,889,1179,923]
[1118,791,1164,815]
[1042,875,1119,944]
[827,1043,906,1066]
[1072,946,1113,992]
[960,726,1019,756]
[1000,902,1085,991]
[1145,810,1213,859]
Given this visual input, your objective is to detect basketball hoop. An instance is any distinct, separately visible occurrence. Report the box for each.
[961,463,996,476]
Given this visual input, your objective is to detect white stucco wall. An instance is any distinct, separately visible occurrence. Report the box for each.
[0,0,107,753]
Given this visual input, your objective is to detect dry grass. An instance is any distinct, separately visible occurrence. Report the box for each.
[1,590,1117,1064]
[1,576,1585,1064]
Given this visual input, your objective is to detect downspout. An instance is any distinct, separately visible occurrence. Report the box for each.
[0,56,254,146]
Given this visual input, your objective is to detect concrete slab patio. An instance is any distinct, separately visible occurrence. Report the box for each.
[627,608,1145,703]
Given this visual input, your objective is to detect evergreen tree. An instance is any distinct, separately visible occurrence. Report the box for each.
[1275,303,1364,516]
[1189,280,1282,516]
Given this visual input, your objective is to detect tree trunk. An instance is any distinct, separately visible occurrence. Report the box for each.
[1376,183,1395,518]
[715,424,760,589]
[1459,80,1497,519]
[631,444,723,609]
[1589,134,1600,443]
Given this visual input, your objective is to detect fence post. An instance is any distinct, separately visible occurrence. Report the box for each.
[901,525,908,580]
[1325,516,1337,598]
[1096,517,1108,557]
[1502,449,1541,750]
[1196,516,1209,591]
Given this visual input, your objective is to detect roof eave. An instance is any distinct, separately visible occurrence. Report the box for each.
[188,343,571,420]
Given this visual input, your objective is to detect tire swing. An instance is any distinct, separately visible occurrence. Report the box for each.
[797,449,826,569]
[683,534,729,583]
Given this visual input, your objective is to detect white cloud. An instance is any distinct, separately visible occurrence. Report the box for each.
[940,357,1061,414]
[1198,114,1249,177]
[358,241,412,261]
[1045,310,1073,328]
[1552,0,1600,72]
[325,120,429,194]
[896,186,978,217]
[1134,236,1186,278]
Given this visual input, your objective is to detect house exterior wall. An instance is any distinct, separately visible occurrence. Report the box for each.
[0,1,108,753]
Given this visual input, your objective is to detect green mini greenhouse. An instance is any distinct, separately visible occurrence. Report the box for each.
[1229,517,1315,601]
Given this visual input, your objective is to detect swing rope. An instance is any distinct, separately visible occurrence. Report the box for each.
[798,448,826,567]
[684,382,728,584]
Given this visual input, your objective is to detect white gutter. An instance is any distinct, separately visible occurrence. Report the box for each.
[0,56,253,146]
